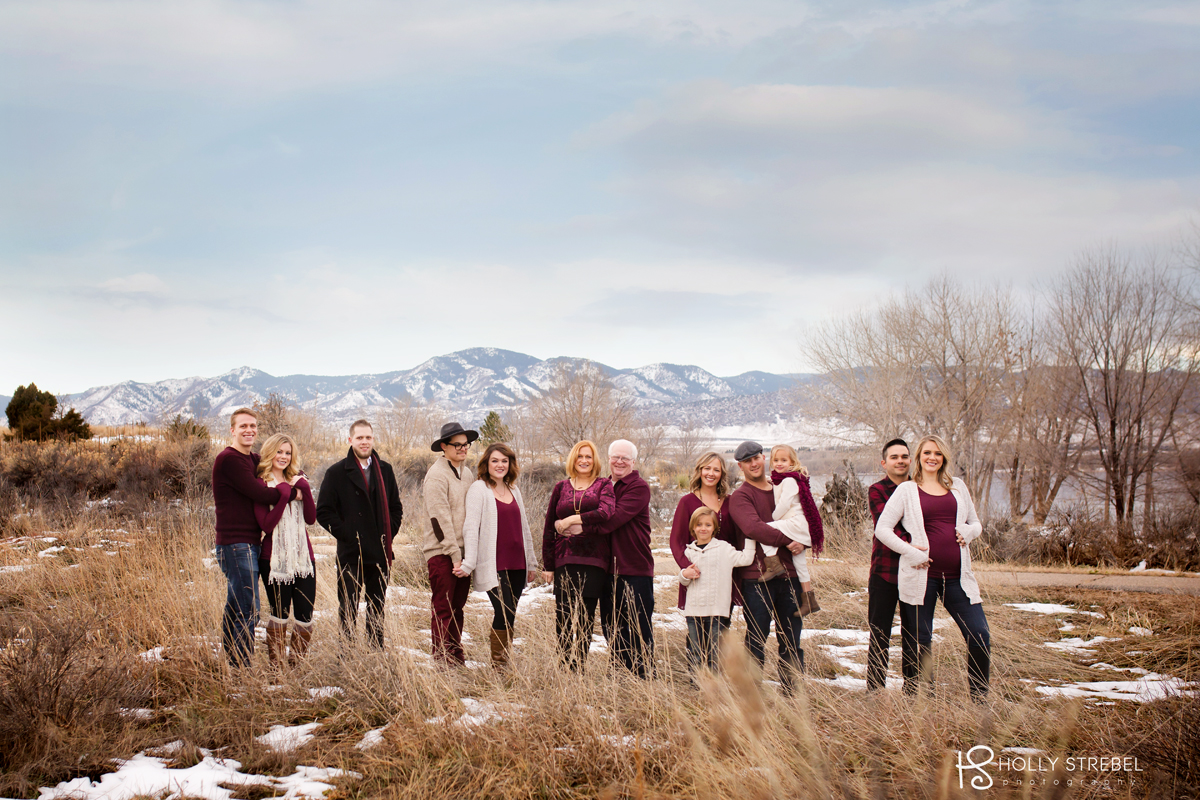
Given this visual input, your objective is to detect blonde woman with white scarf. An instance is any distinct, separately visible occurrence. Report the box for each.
[873,434,990,702]
[255,433,318,667]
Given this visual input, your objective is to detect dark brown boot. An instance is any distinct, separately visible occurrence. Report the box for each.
[759,554,786,582]
[490,628,510,670]
[794,592,812,618]
[806,590,821,614]
[289,622,312,666]
[265,619,287,668]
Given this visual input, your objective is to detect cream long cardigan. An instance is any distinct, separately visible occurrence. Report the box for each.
[460,481,538,594]
[873,477,983,606]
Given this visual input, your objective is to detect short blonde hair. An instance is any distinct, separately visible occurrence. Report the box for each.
[229,407,256,429]
[256,433,301,482]
[911,434,954,490]
[689,506,720,540]
[769,444,808,477]
[688,451,729,499]
[565,440,602,481]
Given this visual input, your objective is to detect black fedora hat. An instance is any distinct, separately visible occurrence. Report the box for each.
[431,421,480,452]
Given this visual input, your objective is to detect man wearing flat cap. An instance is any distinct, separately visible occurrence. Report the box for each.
[728,440,807,694]
[422,421,478,666]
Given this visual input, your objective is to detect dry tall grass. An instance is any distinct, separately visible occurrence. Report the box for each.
[2,493,1198,800]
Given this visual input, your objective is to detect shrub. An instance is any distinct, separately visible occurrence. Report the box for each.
[4,384,91,442]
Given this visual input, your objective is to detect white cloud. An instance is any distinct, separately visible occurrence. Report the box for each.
[99,272,169,295]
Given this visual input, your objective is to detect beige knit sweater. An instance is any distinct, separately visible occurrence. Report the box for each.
[421,456,476,561]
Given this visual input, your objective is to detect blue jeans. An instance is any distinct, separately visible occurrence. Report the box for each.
[741,577,805,694]
[916,576,990,699]
[217,543,260,668]
[686,615,728,672]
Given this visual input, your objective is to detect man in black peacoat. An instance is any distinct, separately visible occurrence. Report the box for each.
[316,420,403,648]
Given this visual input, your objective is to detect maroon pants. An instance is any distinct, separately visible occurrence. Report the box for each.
[428,554,471,665]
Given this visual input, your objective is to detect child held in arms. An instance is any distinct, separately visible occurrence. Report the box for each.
[679,507,756,672]
[759,444,825,618]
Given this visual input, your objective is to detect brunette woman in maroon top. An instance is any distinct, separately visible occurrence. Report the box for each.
[457,443,539,669]
[541,440,615,672]
[670,452,736,611]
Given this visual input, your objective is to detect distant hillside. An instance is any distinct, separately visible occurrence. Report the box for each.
[64,348,813,427]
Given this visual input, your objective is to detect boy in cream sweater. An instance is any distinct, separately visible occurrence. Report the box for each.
[679,507,757,672]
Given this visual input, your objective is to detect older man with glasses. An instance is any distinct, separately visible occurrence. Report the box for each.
[569,439,654,677]
[422,421,478,666]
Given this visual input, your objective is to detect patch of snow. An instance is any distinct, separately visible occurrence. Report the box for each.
[119,708,155,721]
[426,698,526,729]
[1044,636,1114,653]
[1005,603,1104,618]
[652,609,687,632]
[36,749,357,800]
[1129,626,1153,636]
[139,647,166,662]
[308,686,343,700]
[256,722,321,753]
[1035,674,1197,703]
[0,565,31,573]
[1089,663,1149,675]
[38,546,66,558]
[355,725,388,751]
[802,628,870,644]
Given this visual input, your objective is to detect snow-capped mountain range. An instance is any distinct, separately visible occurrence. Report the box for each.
[59,348,809,427]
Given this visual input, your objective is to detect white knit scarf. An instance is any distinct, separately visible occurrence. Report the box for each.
[267,475,314,584]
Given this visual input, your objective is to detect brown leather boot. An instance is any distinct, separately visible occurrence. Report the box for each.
[759,554,787,582]
[489,628,510,670]
[807,590,821,614]
[794,591,812,618]
[290,622,312,666]
[266,619,287,668]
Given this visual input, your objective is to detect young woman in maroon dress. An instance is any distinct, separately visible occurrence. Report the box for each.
[541,440,615,672]
[670,452,738,610]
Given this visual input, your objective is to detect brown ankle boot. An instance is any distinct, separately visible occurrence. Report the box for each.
[490,628,511,670]
[807,590,821,613]
[266,620,287,667]
[759,554,786,582]
[289,622,312,666]
[794,592,812,618]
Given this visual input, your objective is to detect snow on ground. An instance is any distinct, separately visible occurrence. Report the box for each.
[1129,626,1154,636]
[356,725,388,751]
[1034,674,1197,703]
[257,722,322,753]
[36,746,357,800]
[139,647,165,662]
[517,584,553,612]
[0,564,31,573]
[308,687,344,700]
[652,608,687,632]
[589,634,608,654]
[1043,636,1114,653]
[1005,603,1105,618]
[426,698,526,729]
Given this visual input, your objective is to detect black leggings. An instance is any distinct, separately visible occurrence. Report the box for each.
[487,569,527,631]
[258,559,316,624]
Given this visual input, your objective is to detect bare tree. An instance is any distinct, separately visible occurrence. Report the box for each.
[1048,245,1199,524]
[808,275,1021,507]
[527,360,637,457]
[375,396,442,456]
[673,414,711,468]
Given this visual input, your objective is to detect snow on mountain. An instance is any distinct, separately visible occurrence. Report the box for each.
[64,348,810,427]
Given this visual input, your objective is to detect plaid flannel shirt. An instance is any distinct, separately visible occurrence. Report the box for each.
[868,478,911,584]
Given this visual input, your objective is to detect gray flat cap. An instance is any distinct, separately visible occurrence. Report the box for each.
[733,441,763,462]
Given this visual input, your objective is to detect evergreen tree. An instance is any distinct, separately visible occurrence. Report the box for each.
[478,411,511,446]
[5,383,91,441]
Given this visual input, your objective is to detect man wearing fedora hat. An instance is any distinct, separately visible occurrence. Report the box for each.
[422,421,479,666]
[316,419,403,649]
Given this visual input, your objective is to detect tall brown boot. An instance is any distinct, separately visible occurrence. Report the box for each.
[266,619,287,668]
[489,628,510,670]
[290,622,312,666]
[794,591,812,618]
[806,590,821,613]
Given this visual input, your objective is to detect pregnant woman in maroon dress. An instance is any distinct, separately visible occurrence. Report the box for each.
[873,434,990,701]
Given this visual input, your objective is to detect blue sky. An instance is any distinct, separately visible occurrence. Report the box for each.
[2,0,1198,393]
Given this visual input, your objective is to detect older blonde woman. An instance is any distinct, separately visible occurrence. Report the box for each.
[456,443,539,669]
[873,435,989,701]
[541,440,615,672]
[254,433,317,666]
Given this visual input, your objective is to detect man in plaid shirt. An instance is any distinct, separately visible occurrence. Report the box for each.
[867,438,920,694]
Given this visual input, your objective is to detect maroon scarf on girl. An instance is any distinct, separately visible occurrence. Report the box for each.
[770,470,825,557]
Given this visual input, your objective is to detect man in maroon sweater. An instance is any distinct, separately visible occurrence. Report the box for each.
[728,441,807,694]
[584,439,654,678]
[867,438,919,694]
[211,407,290,668]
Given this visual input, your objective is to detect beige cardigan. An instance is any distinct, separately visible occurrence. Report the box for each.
[421,456,476,561]
[459,481,537,593]
[679,538,757,617]
[873,477,983,606]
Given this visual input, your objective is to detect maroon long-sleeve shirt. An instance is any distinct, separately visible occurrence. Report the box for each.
[212,447,284,546]
[254,476,317,561]
[581,470,653,577]
[728,481,799,581]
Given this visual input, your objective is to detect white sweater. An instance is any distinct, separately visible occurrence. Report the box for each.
[873,477,983,606]
[460,482,538,594]
[679,538,757,617]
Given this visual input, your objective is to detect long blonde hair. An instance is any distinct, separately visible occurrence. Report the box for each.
[256,433,301,482]
[911,434,954,491]
[769,444,809,477]
[688,451,729,499]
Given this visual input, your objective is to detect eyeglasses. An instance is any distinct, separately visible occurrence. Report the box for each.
[447,442,471,450]
[610,456,633,464]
